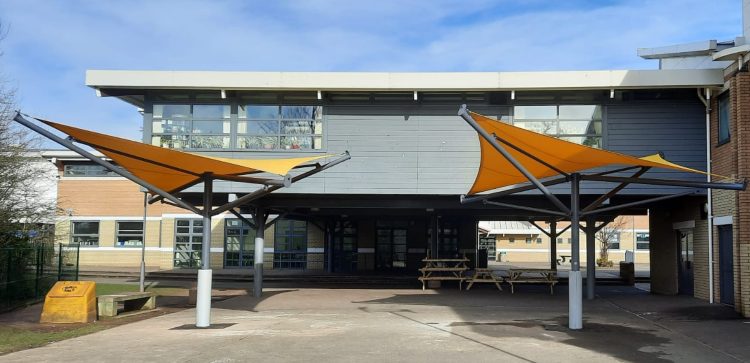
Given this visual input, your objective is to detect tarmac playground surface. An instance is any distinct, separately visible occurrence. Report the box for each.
[1,281,749,363]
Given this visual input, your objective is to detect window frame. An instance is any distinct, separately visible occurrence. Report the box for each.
[115,221,144,248]
[151,104,232,150]
[273,219,308,269]
[173,218,204,268]
[71,221,100,247]
[237,105,323,151]
[512,104,603,148]
[636,232,650,250]
[717,91,731,146]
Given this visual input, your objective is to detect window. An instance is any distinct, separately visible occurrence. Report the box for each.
[71,221,99,246]
[509,238,515,244]
[274,219,307,269]
[438,222,460,257]
[636,232,649,250]
[174,219,203,268]
[525,237,532,244]
[567,238,572,244]
[63,163,118,177]
[238,105,322,150]
[513,105,602,148]
[718,92,730,144]
[116,221,144,247]
[557,237,563,244]
[152,104,231,149]
[609,233,621,250]
[536,238,542,244]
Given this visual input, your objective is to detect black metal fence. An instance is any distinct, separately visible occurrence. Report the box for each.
[0,243,80,312]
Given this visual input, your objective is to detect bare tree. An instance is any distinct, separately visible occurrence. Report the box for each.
[0,21,56,247]
[595,216,627,267]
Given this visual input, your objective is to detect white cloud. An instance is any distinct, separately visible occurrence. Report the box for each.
[0,0,743,140]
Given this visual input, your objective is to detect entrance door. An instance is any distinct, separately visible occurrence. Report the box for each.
[677,230,694,295]
[224,219,255,268]
[332,220,358,273]
[376,227,407,271]
[718,225,735,305]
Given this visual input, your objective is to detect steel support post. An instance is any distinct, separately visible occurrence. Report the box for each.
[550,221,558,271]
[254,207,267,298]
[569,173,583,330]
[196,178,213,328]
[458,105,570,214]
[139,192,147,293]
[585,217,596,300]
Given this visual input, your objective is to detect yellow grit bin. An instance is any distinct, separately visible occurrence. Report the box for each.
[40,281,97,323]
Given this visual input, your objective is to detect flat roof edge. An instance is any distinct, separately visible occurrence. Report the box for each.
[86,69,724,91]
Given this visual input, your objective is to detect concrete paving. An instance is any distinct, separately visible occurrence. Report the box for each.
[1,285,748,363]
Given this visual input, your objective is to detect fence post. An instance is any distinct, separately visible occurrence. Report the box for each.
[57,243,62,280]
[74,244,80,281]
[34,244,40,298]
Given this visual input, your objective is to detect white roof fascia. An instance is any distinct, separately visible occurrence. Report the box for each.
[86,69,724,92]
[712,44,750,61]
[637,40,718,59]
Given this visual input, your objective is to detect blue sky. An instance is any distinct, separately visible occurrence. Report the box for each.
[0,0,743,141]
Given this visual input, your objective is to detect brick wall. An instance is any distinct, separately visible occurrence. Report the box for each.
[709,67,750,316]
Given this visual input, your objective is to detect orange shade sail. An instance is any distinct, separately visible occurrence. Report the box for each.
[41,120,332,193]
[467,111,708,195]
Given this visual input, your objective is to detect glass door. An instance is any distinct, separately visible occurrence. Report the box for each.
[677,230,694,295]
[224,219,255,268]
[376,225,408,271]
[332,220,358,273]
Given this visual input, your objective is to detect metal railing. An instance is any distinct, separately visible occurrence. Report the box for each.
[0,243,80,312]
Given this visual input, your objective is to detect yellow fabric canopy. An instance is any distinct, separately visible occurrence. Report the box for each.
[41,120,332,193]
[467,111,708,195]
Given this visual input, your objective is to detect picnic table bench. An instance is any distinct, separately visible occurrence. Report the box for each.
[418,257,469,290]
[557,255,571,265]
[97,291,156,318]
[466,268,503,291]
[507,269,558,295]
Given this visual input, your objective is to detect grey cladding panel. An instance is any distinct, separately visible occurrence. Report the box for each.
[209,103,709,197]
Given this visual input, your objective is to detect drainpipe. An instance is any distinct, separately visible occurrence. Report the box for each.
[698,87,714,304]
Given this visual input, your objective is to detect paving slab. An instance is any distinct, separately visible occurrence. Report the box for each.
[1,286,747,363]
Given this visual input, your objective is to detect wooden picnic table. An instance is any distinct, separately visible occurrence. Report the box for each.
[466,268,503,291]
[507,268,558,295]
[418,257,469,290]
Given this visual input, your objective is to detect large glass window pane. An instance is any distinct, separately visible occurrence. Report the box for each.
[281,106,321,120]
[73,222,99,235]
[513,121,557,135]
[281,120,316,135]
[152,119,190,134]
[513,106,557,120]
[193,105,230,119]
[153,104,190,119]
[238,136,279,149]
[152,135,189,149]
[190,136,230,149]
[241,105,279,119]
[280,136,315,150]
[558,120,601,135]
[192,120,231,134]
[559,105,602,120]
[718,92,730,143]
[238,120,279,134]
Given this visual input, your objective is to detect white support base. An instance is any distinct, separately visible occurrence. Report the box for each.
[569,270,582,330]
[254,237,264,298]
[196,269,213,328]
